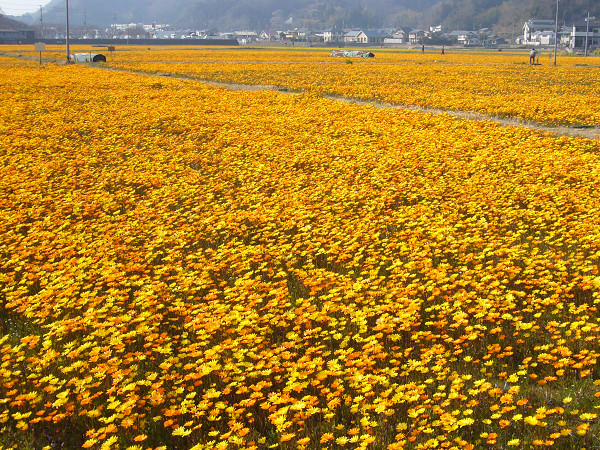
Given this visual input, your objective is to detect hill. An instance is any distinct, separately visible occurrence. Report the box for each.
[429,0,600,33]
[11,0,600,32]
[15,0,439,29]
[0,14,33,30]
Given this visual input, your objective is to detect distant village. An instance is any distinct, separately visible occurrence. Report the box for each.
[1,18,599,51]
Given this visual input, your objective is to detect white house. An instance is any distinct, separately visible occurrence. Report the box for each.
[296,28,313,39]
[523,19,555,43]
[234,30,258,44]
[448,30,480,46]
[259,30,282,41]
[356,30,390,44]
[408,29,425,44]
[461,35,481,46]
[529,30,556,46]
[391,27,412,43]
[565,19,600,48]
[323,27,344,43]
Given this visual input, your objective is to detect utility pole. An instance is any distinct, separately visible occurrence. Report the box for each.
[553,0,559,65]
[585,12,595,57]
[39,6,44,39]
[66,0,70,63]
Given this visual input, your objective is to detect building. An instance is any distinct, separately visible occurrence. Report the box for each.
[447,30,474,45]
[323,27,344,43]
[356,30,390,44]
[296,28,314,40]
[384,27,412,44]
[529,30,556,46]
[0,28,35,44]
[342,29,390,45]
[259,30,283,41]
[523,19,556,43]
[565,19,600,49]
[233,30,258,44]
[392,27,412,43]
[408,29,425,44]
[520,18,599,49]
[343,30,361,43]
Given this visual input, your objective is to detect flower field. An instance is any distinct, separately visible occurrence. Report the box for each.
[96,46,600,127]
[3,45,600,126]
[1,54,600,450]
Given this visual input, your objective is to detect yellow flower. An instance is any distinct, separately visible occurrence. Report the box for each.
[172,426,192,437]
[524,416,539,426]
[336,436,349,445]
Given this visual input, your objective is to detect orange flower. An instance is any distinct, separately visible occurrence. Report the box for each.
[320,433,334,443]
[280,433,295,442]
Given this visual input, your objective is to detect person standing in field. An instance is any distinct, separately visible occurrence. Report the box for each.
[530,48,537,64]
[441,45,445,55]
[422,44,425,53]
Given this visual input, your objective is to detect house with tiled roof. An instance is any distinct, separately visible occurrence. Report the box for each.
[356,29,390,44]
[343,30,361,43]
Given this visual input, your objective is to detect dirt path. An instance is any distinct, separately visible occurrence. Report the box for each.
[322,94,600,140]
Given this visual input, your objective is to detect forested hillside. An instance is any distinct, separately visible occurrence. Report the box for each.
[18,0,436,29]
[0,14,31,30]
[431,0,600,32]
[11,0,600,33]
